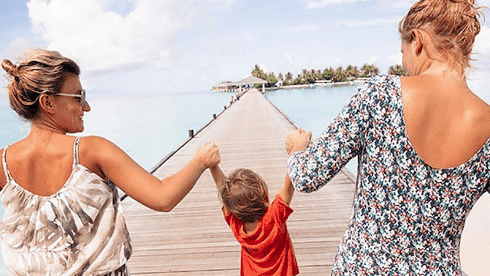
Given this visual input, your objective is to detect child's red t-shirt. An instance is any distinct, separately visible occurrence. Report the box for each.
[223,194,299,276]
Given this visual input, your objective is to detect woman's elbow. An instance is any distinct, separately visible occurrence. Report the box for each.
[292,181,318,193]
[153,201,177,212]
[157,207,173,212]
[144,198,178,212]
[291,172,328,193]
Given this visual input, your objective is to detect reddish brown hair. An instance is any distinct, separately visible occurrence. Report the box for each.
[219,169,269,223]
[1,49,80,120]
[398,0,486,75]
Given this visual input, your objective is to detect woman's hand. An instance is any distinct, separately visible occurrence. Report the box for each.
[194,142,220,169]
[285,129,312,155]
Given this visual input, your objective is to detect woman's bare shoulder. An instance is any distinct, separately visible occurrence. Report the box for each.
[79,136,127,161]
[78,136,124,179]
[466,94,490,136]
[80,135,112,146]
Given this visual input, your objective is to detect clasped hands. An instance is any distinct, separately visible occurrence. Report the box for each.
[285,128,312,155]
[194,142,220,169]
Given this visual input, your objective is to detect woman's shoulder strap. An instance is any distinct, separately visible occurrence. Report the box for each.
[2,145,12,181]
[73,136,82,165]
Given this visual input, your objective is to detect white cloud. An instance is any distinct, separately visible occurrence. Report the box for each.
[474,26,490,56]
[276,17,398,34]
[305,0,370,9]
[283,54,294,72]
[473,26,490,72]
[391,0,415,9]
[476,0,490,6]
[277,24,321,34]
[258,63,269,73]
[4,36,33,60]
[209,0,240,5]
[337,18,399,28]
[27,0,232,72]
[368,56,378,64]
[389,52,402,65]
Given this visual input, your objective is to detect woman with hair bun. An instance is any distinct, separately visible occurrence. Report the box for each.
[0,49,220,275]
[286,0,488,274]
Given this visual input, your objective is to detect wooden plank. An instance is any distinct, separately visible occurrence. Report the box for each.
[121,89,356,275]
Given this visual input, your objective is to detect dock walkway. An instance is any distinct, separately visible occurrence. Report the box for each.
[121,89,356,275]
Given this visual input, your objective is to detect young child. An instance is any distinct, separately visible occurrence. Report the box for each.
[210,165,299,276]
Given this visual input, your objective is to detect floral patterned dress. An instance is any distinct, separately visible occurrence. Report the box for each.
[287,75,490,275]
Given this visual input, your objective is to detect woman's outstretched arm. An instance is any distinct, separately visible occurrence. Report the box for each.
[82,136,220,212]
[286,83,371,193]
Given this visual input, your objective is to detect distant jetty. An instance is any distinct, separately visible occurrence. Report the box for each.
[213,77,368,93]
[212,75,268,93]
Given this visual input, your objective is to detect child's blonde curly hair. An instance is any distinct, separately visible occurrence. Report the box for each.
[219,168,269,223]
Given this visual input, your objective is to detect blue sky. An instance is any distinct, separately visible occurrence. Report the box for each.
[0,0,489,95]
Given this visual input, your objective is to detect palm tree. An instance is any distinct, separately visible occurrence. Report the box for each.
[345,65,360,80]
[301,69,308,79]
[333,67,349,83]
[361,64,379,77]
[266,72,278,86]
[252,65,265,79]
[388,65,406,76]
[323,67,335,80]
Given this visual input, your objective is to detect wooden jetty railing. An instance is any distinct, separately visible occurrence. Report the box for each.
[121,89,356,275]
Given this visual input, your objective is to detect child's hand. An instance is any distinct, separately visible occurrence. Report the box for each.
[194,142,220,169]
[285,129,312,155]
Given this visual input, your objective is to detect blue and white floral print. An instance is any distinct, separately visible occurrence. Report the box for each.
[288,75,490,275]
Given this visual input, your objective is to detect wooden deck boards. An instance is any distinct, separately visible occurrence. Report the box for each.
[121,89,356,275]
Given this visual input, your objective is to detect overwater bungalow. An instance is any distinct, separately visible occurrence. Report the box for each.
[212,81,240,92]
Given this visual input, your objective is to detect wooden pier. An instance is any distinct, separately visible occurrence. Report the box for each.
[121,89,356,275]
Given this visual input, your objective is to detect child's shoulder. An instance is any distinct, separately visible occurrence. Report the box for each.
[272,194,287,205]
[270,194,294,212]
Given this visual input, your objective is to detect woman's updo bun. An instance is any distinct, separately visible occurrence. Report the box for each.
[1,59,19,79]
[1,49,80,120]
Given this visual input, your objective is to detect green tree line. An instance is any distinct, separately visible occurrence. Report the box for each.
[251,64,406,87]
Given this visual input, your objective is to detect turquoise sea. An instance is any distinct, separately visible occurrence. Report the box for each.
[0,77,489,274]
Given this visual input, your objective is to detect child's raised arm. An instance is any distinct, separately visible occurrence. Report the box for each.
[210,165,226,189]
[278,173,295,206]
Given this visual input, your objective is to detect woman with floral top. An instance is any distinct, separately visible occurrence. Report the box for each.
[286,0,488,275]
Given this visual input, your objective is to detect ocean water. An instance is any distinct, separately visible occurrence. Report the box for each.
[0,77,489,274]
[265,85,359,173]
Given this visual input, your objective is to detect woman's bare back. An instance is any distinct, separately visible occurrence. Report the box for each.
[401,74,490,169]
[0,134,77,196]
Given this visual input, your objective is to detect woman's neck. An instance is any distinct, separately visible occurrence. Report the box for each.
[417,62,467,85]
[30,115,67,135]
[28,121,67,142]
